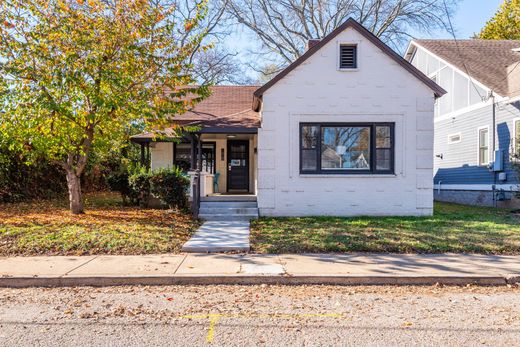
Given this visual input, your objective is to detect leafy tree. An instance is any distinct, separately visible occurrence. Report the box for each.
[478,0,520,40]
[0,0,211,214]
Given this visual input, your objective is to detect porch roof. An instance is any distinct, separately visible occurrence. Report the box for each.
[131,86,260,142]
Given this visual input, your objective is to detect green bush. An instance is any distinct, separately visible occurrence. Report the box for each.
[150,166,190,210]
[106,170,139,205]
[129,167,153,208]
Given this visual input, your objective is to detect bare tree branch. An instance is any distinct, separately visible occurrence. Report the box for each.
[225,0,460,78]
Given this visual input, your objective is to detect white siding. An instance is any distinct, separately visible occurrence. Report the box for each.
[150,142,173,170]
[257,27,436,217]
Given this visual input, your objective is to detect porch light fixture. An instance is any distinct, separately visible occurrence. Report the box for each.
[227,134,237,138]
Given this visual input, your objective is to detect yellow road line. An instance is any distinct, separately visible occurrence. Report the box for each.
[180,312,346,344]
[206,314,220,343]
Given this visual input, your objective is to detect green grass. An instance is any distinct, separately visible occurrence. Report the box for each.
[250,202,520,254]
[0,192,200,256]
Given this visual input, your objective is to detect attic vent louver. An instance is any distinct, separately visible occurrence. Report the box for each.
[339,45,357,69]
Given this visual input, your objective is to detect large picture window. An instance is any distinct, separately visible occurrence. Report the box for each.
[300,123,394,174]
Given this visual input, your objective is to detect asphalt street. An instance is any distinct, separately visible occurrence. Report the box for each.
[1,284,519,346]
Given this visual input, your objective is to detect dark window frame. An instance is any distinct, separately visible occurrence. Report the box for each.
[173,141,216,173]
[299,122,395,175]
[339,44,358,69]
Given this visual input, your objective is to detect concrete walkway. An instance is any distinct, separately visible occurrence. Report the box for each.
[0,253,519,287]
[181,221,250,253]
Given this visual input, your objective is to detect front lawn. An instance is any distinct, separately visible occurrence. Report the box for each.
[250,203,520,254]
[0,192,200,256]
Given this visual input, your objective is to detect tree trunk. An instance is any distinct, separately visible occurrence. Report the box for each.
[66,170,84,214]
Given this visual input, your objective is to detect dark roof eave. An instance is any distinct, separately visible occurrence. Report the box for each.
[198,127,258,134]
[253,18,446,101]
[130,127,258,142]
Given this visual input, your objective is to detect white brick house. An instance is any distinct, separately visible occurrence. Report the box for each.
[133,18,445,217]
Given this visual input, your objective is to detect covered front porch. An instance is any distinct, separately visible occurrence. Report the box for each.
[131,129,258,216]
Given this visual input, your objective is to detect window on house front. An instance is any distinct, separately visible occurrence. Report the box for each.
[478,127,489,166]
[300,123,394,174]
[174,142,216,173]
[339,45,357,69]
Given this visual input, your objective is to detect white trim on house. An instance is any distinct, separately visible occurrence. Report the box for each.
[477,125,490,166]
[447,132,462,144]
[514,117,520,156]
[436,183,519,192]
[434,99,493,123]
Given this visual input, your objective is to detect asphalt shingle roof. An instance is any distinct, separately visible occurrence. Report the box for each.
[172,85,260,129]
[414,39,520,97]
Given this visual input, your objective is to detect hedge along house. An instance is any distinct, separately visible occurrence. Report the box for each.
[404,40,520,207]
[132,18,445,218]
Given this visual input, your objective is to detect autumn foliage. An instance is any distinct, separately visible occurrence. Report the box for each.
[0,0,211,214]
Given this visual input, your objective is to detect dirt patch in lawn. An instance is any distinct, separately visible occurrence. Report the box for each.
[0,192,200,256]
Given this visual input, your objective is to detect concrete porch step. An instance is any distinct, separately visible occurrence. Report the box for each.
[198,213,258,221]
[199,207,259,215]
[201,195,257,202]
[200,201,258,209]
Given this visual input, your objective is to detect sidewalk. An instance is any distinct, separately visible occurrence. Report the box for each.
[1,253,519,287]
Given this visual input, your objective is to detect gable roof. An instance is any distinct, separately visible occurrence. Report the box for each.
[253,17,446,110]
[409,39,520,98]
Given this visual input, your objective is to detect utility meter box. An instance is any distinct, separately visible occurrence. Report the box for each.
[493,150,504,172]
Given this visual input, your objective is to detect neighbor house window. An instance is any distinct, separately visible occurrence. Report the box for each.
[339,44,357,69]
[478,127,489,165]
[448,133,461,144]
[300,123,394,174]
[513,119,520,159]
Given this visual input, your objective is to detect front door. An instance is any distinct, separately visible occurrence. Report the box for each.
[227,140,249,191]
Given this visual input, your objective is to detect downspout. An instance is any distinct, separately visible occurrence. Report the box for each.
[492,92,497,208]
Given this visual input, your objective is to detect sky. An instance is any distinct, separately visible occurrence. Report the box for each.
[226,0,504,81]
[435,0,503,39]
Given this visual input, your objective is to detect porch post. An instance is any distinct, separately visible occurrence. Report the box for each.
[146,142,151,169]
[190,134,197,170]
[140,143,145,167]
[191,134,202,219]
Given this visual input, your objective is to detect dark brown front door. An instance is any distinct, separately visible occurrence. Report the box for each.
[227,140,249,191]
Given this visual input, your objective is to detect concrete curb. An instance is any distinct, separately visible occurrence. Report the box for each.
[1,274,518,288]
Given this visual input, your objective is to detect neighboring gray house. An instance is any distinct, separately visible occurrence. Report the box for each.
[405,40,520,207]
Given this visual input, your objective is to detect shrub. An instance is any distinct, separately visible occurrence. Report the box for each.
[150,166,190,210]
[0,146,67,203]
[106,170,139,205]
[129,167,153,208]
